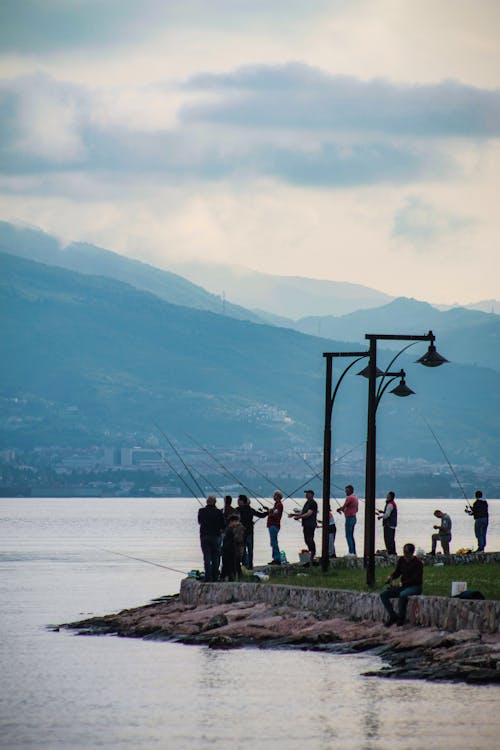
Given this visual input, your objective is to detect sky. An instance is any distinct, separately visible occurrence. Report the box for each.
[0,0,499,305]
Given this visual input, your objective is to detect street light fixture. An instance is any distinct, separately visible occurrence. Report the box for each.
[363,331,447,585]
[321,351,368,572]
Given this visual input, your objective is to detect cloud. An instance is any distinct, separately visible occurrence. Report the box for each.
[0,0,331,53]
[1,68,495,188]
[183,63,500,137]
[392,196,474,248]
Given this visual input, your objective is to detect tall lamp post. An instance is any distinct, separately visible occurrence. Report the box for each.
[321,351,368,572]
[363,331,448,586]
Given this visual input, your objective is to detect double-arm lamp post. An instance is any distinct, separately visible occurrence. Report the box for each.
[363,331,447,585]
[321,331,447,579]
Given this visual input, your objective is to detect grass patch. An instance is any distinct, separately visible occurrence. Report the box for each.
[264,561,500,600]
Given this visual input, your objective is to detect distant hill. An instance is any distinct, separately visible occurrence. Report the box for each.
[0,221,264,324]
[168,260,394,318]
[1,252,499,471]
[295,297,500,371]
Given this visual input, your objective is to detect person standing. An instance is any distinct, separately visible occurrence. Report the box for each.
[377,491,398,555]
[328,505,337,558]
[267,490,284,565]
[430,509,452,555]
[465,490,489,552]
[380,542,423,626]
[221,514,246,581]
[236,494,268,570]
[288,489,318,564]
[223,494,235,522]
[337,484,358,555]
[197,495,225,582]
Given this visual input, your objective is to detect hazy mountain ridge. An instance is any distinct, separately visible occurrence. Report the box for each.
[167,259,395,318]
[1,252,500,471]
[295,297,500,371]
[0,222,265,324]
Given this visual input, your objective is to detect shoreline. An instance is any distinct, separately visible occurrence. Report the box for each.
[57,582,500,685]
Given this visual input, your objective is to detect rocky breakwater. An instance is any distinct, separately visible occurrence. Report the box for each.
[58,581,500,685]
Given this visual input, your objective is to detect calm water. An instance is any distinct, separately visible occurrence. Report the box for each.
[1,497,499,750]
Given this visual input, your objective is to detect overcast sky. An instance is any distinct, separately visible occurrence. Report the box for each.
[1,0,499,305]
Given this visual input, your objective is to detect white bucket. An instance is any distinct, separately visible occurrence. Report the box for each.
[451,581,467,596]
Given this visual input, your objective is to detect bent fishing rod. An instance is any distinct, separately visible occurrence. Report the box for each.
[184,432,270,510]
[154,423,207,502]
[151,447,203,506]
[420,413,471,508]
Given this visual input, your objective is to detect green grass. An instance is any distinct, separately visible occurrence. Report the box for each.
[263,562,500,600]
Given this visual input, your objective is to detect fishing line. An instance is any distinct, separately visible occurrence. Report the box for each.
[419,412,470,506]
[151,447,202,506]
[154,424,206,500]
[184,432,270,509]
[89,546,191,576]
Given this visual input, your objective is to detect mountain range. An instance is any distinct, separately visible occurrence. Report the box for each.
[1,243,499,475]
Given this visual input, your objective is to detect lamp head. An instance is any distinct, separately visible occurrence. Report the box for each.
[390,375,415,397]
[416,342,448,368]
[357,365,385,378]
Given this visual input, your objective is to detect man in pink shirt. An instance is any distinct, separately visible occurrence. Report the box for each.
[337,484,359,555]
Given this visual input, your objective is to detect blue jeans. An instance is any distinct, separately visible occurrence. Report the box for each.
[268,525,280,561]
[200,534,221,582]
[474,517,488,551]
[243,532,254,569]
[345,516,357,554]
[380,584,422,622]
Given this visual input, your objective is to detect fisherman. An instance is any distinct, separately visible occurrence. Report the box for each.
[223,494,235,522]
[337,484,358,555]
[429,509,452,555]
[197,495,225,582]
[236,494,268,570]
[328,504,337,558]
[380,542,423,626]
[266,490,284,565]
[288,489,318,565]
[376,491,398,555]
[465,490,489,552]
[221,513,246,581]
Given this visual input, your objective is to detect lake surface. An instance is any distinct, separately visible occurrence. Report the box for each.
[1,497,499,749]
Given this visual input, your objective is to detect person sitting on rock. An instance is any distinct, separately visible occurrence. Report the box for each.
[380,542,423,627]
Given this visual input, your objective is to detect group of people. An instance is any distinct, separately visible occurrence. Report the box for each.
[198,486,490,584]
[197,491,284,582]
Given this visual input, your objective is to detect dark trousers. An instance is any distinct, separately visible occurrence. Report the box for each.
[200,534,221,582]
[431,532,451,554]
[303,526,316,559]
[243,532,254,569]
[383,525,396,555]
[380,585,422,623]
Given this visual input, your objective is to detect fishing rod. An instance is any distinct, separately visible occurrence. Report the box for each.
[184,432,270,510]
[420,413,471,508]
[247,462,287,498]
[151,447,203,506]
[291,443,366,504]
[154,424,206,501]
[91,546,190,576]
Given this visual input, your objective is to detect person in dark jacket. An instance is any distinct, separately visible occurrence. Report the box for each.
[221,514,246,581]
[236,494,268,570]
[380,542,423,626]
[288,489,318,564]
[465,490,489,552]
[223,494,235,522]
[198,495,225,582]
[376,491,398,555]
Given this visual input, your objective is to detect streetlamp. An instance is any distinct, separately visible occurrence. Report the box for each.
[363,331,448,585]
[321,351,368,572]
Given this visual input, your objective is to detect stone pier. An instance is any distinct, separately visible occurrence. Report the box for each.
[180,578,500,634]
